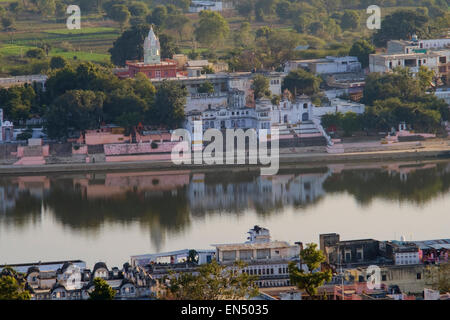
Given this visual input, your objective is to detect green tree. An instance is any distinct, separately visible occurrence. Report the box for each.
[1,16,15,32]
[275,0,292,21]
[128,1,149,17]
[36,0,56,18]
[340,10,360,30]
[89,278,116,300]
[148,5,167,27]
[109,24,149,66]
[198,81,215,94]
[289,243,332,299]
[0,272,31,300]
[194,11,229,47]
[236,0,254,21]
[282,69,321,96]
[159,33,179,59]
[321,112,342,130]
[45,90,105,138]
[109,4,131,31]
[417,66,435,90]
[25,48,45,59]
[166,260,259,300]
[50,56,67,69]
[373,10,429,46]
[251,74,270,100]
[349,39,375,69]
[152,81,187,128]
[341,112,361,136]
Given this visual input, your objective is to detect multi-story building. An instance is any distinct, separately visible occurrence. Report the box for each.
[319,233,393,268]
[388,241,421,265]
[212,226,304,288]
[370,36,450,85]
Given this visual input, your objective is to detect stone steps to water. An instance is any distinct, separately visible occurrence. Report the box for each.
[14,156,46,166]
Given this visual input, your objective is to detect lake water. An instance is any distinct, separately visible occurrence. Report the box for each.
[1,160,450,267]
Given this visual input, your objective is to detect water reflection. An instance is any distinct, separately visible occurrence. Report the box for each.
[1,160,450,255]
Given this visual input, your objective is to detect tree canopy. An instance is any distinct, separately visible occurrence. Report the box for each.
[289,243,332,299]
[165,260,259,300]
[89,278,116,300]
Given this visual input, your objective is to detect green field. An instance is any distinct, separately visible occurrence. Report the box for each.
[42,27,118,35]
[0,44,110,62]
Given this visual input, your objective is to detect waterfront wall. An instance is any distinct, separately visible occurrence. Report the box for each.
[104,142,178,156]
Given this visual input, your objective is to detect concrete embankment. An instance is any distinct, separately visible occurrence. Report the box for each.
[1,145,450,175]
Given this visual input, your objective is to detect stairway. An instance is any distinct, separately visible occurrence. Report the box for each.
[14,156,46,166]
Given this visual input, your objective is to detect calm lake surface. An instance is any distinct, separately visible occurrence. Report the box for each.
[1,160,450,267]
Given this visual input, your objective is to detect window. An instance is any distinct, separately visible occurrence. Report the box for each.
[382,275,387,281]
[257,249,271,259]
[345,252,351,262]
[222,250,236,261]
[240,250,253,260]
[417,273,421,280]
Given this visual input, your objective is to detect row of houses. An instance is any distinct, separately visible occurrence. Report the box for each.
[0,261,158,300]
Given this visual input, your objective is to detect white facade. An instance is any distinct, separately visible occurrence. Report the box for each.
[285,56,361,74]
[313,99,366,118]
[387,37,450,55]
[395,252,420,265]
[185,94,315,134]
[369,52,440,74]
[212,226,304,288]
[419,38,450,50]
[0,108,14,142]
[143,27,160,65]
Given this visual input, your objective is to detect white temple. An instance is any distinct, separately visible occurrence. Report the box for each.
[143,26,161,65]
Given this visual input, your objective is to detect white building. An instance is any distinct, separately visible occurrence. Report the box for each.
[189,1,223,13]
[0,108,14,142]
[9,261,158,300]
[313,98,366,118]
[152,71,283,114]
[389,241,421,266]
[370,52,442,74]
[185,92,316,134]
[285,56,361,74]
[212,226,304,288]
[131,249,216,267]
[387,36,450,55]
[370,44,449,84]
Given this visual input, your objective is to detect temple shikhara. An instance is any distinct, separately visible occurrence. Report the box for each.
[120,27,177,80]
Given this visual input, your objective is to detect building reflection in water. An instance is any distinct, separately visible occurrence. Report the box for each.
[1,160,450,249]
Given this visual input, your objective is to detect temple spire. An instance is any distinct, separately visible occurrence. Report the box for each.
[144,26,161,65]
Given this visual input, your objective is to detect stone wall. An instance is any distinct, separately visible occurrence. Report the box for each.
[104,142,178,156]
